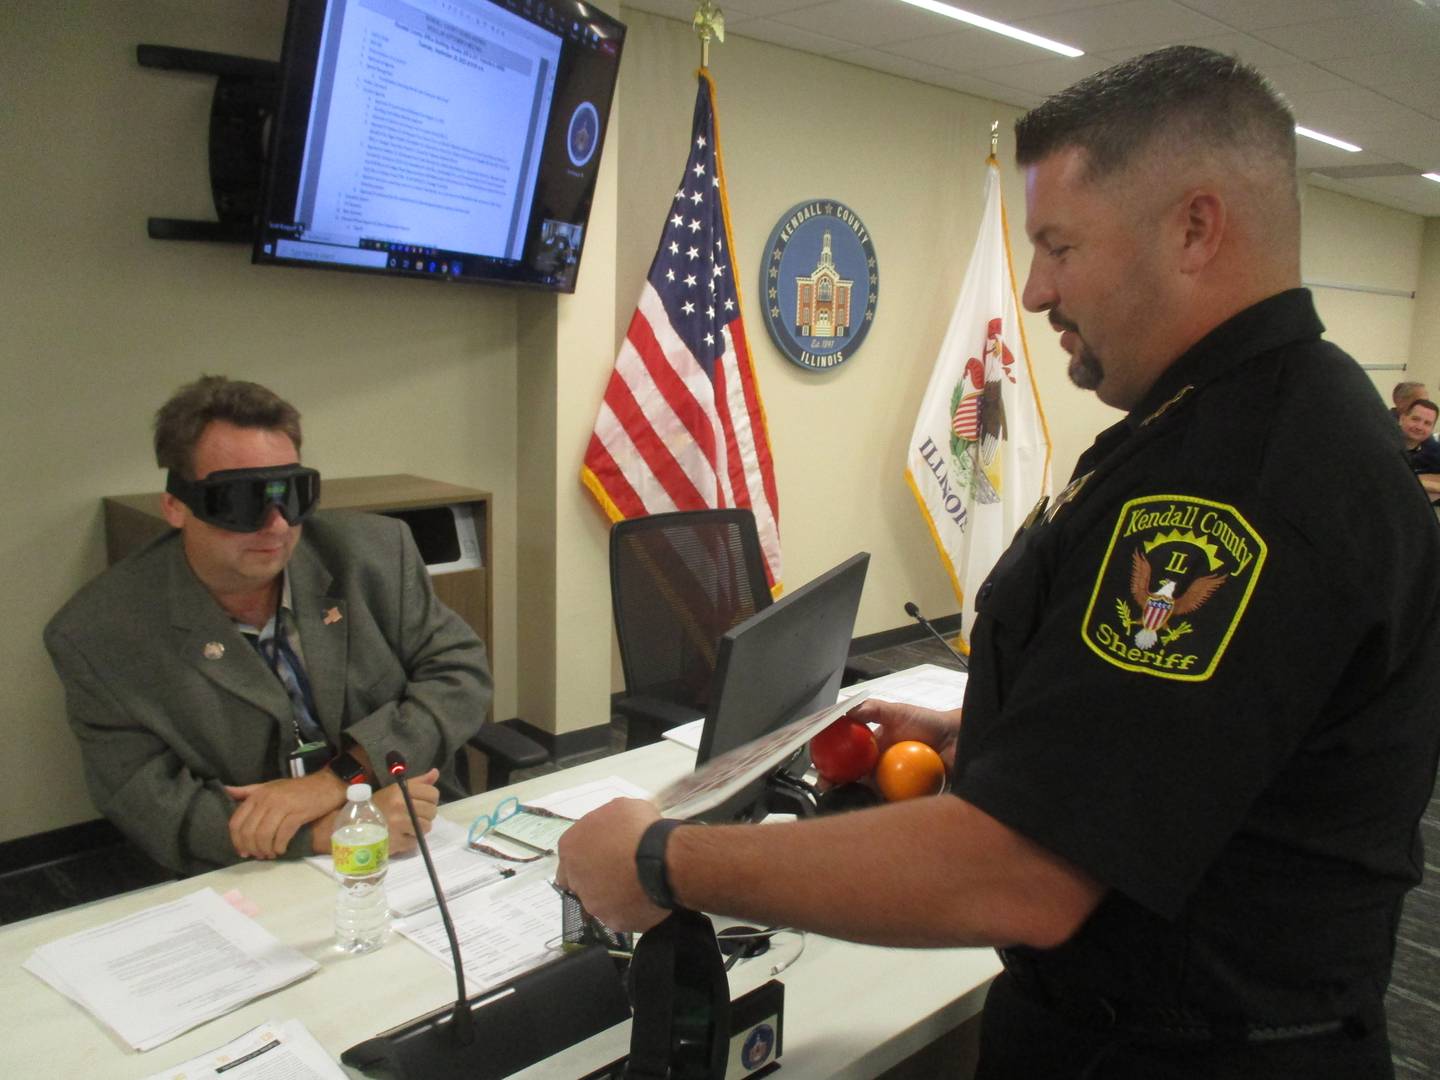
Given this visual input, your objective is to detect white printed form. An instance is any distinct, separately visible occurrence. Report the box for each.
[837,663,969,711]
[300,0,561,257]
[396,874,562,997]
[24,889,318,1052]
[139,1018,346,1080]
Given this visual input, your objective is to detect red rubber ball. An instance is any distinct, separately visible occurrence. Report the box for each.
[809,716,879,785]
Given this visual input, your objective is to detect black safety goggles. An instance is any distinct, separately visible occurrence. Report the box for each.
[166,465,321,533]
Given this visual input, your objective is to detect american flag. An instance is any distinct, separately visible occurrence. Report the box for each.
[582,72,782,591]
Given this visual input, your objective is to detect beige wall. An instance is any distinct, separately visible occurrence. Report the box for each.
[4,2,1434,844]
[1300,183,1428,402]
[1412,218,1440,391]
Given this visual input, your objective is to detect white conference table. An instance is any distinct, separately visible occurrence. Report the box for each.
[0,738,999,1078]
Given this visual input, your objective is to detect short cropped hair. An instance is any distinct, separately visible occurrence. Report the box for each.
[1014,46,1296,183]
[153,376,303,477]
[1393,381,1427,406]
[1405,399,1438,420]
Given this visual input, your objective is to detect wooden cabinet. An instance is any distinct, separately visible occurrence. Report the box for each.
[102,474,493,654]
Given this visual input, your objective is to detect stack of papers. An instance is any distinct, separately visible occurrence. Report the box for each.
[396,875,564,997]
[140,1018,345,1080]
[836,663,969,709]
[25,889,318,1051]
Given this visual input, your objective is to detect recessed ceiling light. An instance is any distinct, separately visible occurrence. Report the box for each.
[1423,172,1440,183]
[895,0,1085,58]
[1295,126,1362,153]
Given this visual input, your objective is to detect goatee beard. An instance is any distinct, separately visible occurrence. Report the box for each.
[1068,345,1103,391]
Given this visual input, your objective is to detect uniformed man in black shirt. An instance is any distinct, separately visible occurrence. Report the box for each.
[556,46,1440,1079]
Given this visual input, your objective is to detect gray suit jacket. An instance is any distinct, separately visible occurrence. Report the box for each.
[45,511,492,875]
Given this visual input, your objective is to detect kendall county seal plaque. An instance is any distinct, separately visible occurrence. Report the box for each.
[759,199,878,372]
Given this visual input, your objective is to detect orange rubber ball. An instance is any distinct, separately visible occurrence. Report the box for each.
[875,741,947,802]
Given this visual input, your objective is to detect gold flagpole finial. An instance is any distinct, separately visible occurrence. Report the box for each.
[693,1,725,69]
[989,120,1000,159]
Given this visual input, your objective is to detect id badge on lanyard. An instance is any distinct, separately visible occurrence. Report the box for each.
[288,739,330,778]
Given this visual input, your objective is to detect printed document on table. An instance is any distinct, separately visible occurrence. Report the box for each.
[396,874,562,997]
[24,888,317,1052]
[140,1018,345,1080]
[305,816,513,917]
[837,663,969,710]
[523,776,652,818]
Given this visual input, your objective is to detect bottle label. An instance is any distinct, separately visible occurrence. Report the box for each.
[333,834,388,876]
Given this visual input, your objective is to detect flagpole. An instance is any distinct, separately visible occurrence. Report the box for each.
[989,119,999,162]
[692,1,726,69]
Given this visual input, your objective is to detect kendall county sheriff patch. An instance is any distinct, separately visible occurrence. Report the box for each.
[1082,495,1267,682]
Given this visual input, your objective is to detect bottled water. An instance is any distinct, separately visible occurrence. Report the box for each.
[332,783,390,954]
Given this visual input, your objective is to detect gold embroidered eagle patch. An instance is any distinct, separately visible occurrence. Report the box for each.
[1081,495,1267,681]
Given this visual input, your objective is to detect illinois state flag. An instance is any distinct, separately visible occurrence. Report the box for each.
[582,71,782,590]
[905,158,1050,648]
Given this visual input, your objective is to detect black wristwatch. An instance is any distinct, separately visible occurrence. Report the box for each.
[327,751,367,785]
[635,818,687,910]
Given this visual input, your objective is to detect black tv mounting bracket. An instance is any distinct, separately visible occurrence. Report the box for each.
[137,44,279,244]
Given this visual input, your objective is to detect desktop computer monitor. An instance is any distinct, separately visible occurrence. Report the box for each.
[694,552,870,822]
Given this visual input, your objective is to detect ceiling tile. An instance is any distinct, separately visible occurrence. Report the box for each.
[961,0,1135,19]
[620,0,1440,219]
[1371,79,1440,119]
[1287,87,1431,135]
[975,54,1114,97]
[1294,143,1388,170]
[766,0,958,47]
[1260,62,1355,97]
[1016,0,1230,52]
[1321,49,1440,92]
[1307,172,1440,218]
[1171,0,1417,33]
[880,26,1056,70]
[622,0,728,24]
[701,0,824,16]
[1158,31,1306,69]
[1249,8,1440,62]
[724,15,855,55]
[1363,123,1440,168]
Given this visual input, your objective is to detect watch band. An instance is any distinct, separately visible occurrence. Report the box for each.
[327,751,366,785]
[635,818,687,910]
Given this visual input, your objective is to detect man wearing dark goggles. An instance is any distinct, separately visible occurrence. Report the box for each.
[164,464,321,533]
[46,376,492,876]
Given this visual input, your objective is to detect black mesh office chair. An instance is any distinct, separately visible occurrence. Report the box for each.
[610,509,773,749]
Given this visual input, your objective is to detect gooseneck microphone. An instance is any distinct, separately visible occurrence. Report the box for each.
[904,601,967,666]
[386,750,474,1047]
[341,761,632,1078]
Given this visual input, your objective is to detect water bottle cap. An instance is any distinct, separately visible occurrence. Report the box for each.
[347,783,373,801]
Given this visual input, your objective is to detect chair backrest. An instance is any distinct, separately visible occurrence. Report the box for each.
[610,509,773,710]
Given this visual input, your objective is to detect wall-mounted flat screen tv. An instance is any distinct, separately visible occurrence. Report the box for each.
[254,0,624,292]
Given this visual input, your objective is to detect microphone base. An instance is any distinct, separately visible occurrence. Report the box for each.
[341,945,629,1079]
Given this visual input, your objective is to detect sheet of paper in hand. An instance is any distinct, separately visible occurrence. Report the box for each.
[655,692,870,820]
